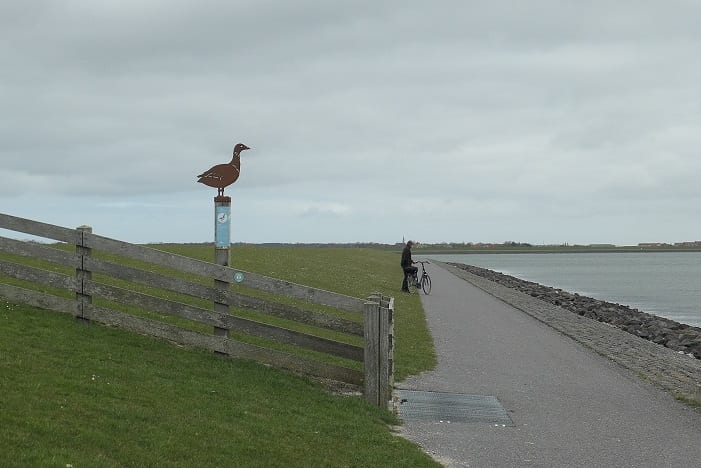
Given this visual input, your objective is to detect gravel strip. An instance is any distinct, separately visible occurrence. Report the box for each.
[437,261,701,403]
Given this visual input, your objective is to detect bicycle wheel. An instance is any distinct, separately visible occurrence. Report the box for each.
[407,274,417,293]
[421,274,432,294]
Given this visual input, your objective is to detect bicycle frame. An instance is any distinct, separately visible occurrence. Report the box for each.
[416,261,429,279]
[413,261,432,294]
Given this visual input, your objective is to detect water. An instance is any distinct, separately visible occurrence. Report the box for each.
[426,252,701,328]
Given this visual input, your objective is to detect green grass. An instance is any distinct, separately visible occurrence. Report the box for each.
[0,245,438,466]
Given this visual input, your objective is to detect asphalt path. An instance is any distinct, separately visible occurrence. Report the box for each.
[396,261,701,467]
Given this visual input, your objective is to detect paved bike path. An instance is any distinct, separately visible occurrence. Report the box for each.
[396,261,701,467]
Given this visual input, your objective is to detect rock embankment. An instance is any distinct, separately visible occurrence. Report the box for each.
[448,263,701,360]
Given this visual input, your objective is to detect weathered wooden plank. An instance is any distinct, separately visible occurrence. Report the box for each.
[0,213,80,243]
[235,271,365,314]
[83,280,225,325]
[228,292,364,336]
[84,233,220,278]
[83,281,363,361]
[0,283,76,315]
[84,304,362,384]
[364,300,380,406]
[223,313,363,362]
[84,257,226,303]
[75,226,92,319]
[387,296,395,393]
[0,260,76,291]
[84,303,229,350]
[379,303,392,406]
[83,232,364,313]
[0,236,80,268]
[222,338,363,385]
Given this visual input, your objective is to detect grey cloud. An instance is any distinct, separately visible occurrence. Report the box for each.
[2,1,700,244]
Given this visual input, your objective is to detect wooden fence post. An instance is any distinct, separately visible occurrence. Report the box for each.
[364,299,380,407]
[75,225,92,322]
[388,297,395,393]
[379,295,395,406]
[364,294,395,408]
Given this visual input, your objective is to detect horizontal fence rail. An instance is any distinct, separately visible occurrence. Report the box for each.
[82,233,366,314]
[0,212,393,406]
[0,213,81,243]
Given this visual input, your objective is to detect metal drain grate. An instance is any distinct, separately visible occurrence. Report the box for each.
[395,390,513,425]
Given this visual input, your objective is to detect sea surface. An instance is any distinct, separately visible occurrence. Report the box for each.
[425,252,701,328]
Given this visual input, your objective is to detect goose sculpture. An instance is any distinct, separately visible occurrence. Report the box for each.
[197,143,250,196]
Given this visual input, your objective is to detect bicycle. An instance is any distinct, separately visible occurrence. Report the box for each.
[406,261,432,295]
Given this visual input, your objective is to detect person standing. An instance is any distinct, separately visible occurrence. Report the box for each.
[401,240,418,292]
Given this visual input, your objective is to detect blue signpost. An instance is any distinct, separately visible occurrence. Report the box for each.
[213,196,231,339]
[215,202,231,249]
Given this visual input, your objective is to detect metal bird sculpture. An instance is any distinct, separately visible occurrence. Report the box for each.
[197,143,250,196]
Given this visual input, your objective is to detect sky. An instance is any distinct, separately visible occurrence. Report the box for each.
[1,1,700,246]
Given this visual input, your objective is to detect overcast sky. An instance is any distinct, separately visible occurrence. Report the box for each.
[1,1,700,245]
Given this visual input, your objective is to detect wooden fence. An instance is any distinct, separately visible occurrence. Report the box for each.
[0,212,394,407]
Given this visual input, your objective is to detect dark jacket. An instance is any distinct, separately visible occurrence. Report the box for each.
[401,245,413,268]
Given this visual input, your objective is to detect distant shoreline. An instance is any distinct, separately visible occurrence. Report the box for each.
[143,242,701,255]
[413,247,701,255]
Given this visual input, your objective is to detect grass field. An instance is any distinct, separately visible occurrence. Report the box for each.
[0,245,438,466]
